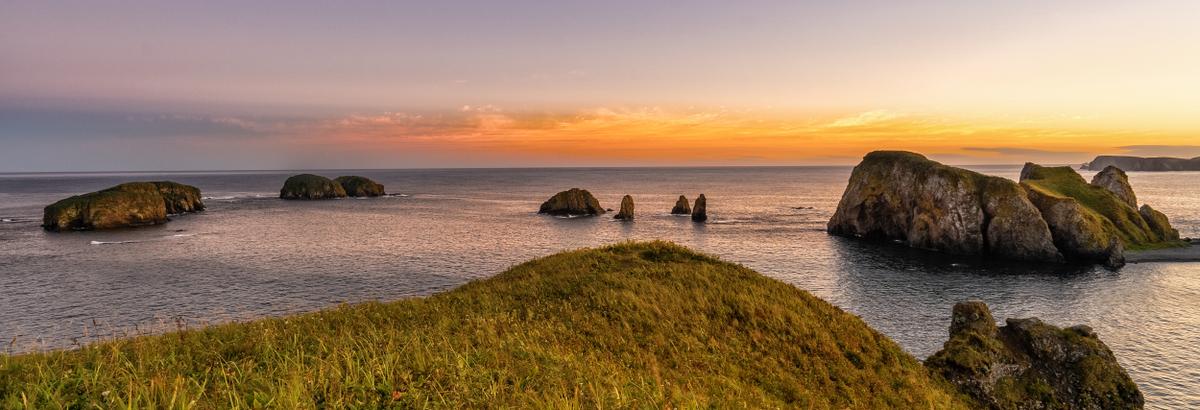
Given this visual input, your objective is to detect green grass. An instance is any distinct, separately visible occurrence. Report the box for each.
[1021,165,1185,250]
[0,241,967,409]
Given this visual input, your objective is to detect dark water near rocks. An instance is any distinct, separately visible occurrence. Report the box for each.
[1,166,1197,408]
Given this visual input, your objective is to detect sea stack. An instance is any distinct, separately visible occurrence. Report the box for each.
[613,195,635,220]
[538,188,605,216]
[691,194,707,222]
[671,195,691,215]
[926,301,1143,409]
[43,181,205,231]
[335,176,385,197]
[280,174,348,200]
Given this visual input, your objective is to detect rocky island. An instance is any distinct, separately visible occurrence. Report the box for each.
[334,176,385,197]
[1082,155,1200,171]
[671,195,691,214]
[828,151,1182,267]
[279,174,348,200]
[538,188,605,216]
[42,181,205,231]
[614,195,635,220]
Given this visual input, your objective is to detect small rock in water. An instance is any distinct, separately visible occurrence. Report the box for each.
[614,195,635,220]
[671,195,691,215]
[538,188,605,216]
[691,194,707,222]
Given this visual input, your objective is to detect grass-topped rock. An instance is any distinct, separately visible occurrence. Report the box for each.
[1020,163,1183,266]
[538,188,605,216]
[42,181,205,231]
[334,176,385,197]
[280,174,347,200]
[828,151,1062,263]
[926,301,1143,409]
[0,242,972,408]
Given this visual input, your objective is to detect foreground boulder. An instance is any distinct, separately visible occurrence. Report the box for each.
[280,174,347,200]
[334,176,385,197]
[828,151,1062,263]
[43,182,205,231]
[1021,163,1182,267]
[614,195,635,220]
[691,194,707,222]
[538,188,605,216]
[926,301,1143,409]
[671,195,691,214]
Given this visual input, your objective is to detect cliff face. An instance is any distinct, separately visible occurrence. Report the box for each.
[828,151,1061,263]
[1083,155,1200,171]
[926,302,1143,409]
[829,152,1182,267]
[43,182,205,231]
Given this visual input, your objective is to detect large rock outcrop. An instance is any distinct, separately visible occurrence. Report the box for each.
[43,182,205,231]
[334,176,385,197]
[1090,166,1137,208]
[1020,163,1182,266]
[1082,155,1200,171]
[691,194,707,222]
[538,188,605,216]
[671,195,691,215]
[828,151,1061,263]
[614,195,635,220]
[280,174,348,200]
[926,301,1143,409]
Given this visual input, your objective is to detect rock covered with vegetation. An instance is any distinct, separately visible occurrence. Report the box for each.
[42,182,205,231]
[691,194,707,222]
[926,301,1143,409]
[538,188,605,216]
[0,241,972,408]
[334,176,385,197]
[1020,163,1182,267]
[828,151,1062,263]
[1082,155,1200,171]
[671,195,691,214]
[279,174,347,200]
[613,195,635,220]
[829,151,1183,267]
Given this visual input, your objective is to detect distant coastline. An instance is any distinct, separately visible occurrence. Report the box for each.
[1082,155,1200,172]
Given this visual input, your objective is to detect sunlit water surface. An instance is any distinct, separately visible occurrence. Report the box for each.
[1,166,1197,408]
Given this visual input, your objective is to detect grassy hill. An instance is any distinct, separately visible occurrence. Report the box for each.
[0,242,967,408]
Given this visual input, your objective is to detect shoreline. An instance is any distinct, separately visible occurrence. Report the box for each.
[1127,241,1200,263]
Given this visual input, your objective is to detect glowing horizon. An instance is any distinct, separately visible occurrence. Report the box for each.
[3,1,1200,171]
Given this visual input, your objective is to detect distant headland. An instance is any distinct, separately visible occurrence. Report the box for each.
[1081,155,1200,171]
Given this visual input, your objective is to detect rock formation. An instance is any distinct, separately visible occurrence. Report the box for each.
[671,195,691,215]
[334,176,385,197]
[691,194,707,222]
[828,151,1062,263]
[280,174,348,200]
[1082,155,1200,171]
[538,188,605,216]
[1021,163,1182,266]
[43,181,205,231]
[926,301,1143,409]
[614,195,635,220]
[1090,166,1137,208]
[828,151,1183,268]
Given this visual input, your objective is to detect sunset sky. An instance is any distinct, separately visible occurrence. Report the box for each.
[3,0,1200,171]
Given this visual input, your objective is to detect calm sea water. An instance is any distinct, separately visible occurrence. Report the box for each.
[1,166,1197,408]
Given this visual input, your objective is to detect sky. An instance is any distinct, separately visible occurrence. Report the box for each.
[3,0,1200,172]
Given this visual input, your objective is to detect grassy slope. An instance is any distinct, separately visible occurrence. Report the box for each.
[0,242,966,409]
[1020,166,1185,251]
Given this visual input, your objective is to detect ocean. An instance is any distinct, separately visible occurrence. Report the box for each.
[1,166,1197,408]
